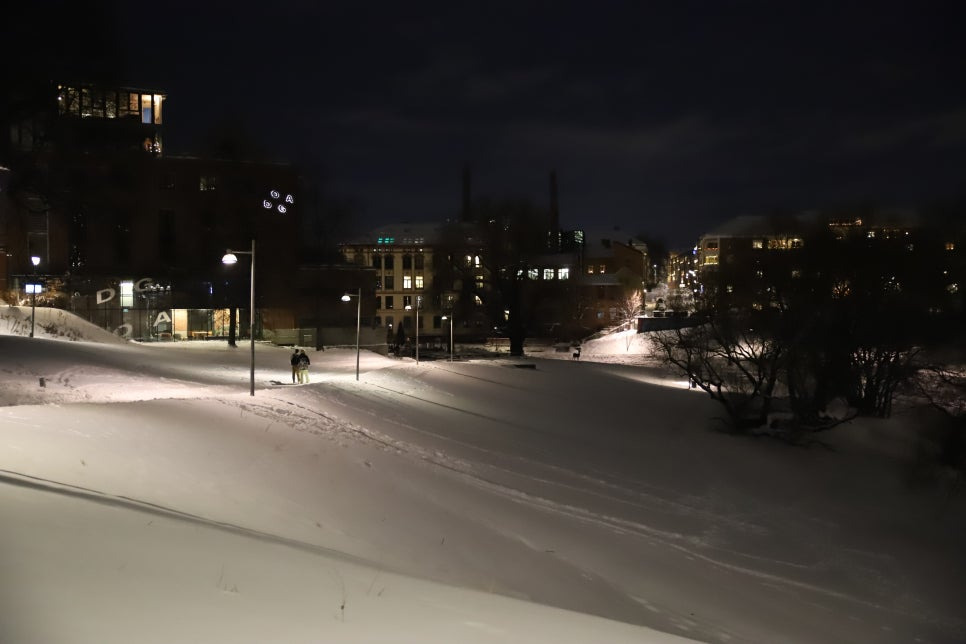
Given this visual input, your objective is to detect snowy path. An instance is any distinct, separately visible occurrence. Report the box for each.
[1,335,964,642]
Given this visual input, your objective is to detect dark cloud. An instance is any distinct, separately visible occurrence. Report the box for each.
[7,0,964,248]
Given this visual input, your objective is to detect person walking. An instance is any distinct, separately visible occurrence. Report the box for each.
[290,348,300,383]
[297,349,311,384]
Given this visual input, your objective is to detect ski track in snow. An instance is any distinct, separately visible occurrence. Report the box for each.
[222,379,936,631]
[1,332,964,642]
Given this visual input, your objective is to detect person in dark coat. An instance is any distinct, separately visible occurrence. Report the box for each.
[290,348,300,383]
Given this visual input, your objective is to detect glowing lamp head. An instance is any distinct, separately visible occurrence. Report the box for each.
[30,255,41,267]
[341,294,352,302]
[222,252,239,265]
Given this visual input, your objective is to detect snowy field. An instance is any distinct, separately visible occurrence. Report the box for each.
[1,305,964,643]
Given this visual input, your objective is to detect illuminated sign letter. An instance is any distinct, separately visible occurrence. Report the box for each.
[134,277,155,292]
[96,288,116,304]
[153,311,172,328]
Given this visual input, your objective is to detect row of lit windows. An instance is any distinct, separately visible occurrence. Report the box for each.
[57,86,163,125]
[375,294,482,311]
[518,267,571,280]
[375,237,424,245]
[585,264,608,274]
[376,275,425,290]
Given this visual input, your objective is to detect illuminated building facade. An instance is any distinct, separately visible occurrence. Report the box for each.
[1,81,302,340]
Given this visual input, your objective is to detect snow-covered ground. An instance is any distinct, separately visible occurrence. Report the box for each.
[1,304,963,643]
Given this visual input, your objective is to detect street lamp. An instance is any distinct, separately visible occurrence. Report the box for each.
[341,288,361,381]
[441,314,454,362]
[29,255,40,338]
[222,240,256,396]
[405,295,421,364]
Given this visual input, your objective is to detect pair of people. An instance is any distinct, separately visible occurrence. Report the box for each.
[291,348,311,384]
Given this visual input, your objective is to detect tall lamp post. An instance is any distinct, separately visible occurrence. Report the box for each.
[441,314,454,362]
[405,295,421,364]
[341,288,361,381]
[28,255,41,338]
[222,240,256,396]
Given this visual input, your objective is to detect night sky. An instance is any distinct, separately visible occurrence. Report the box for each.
[7,1,966,249]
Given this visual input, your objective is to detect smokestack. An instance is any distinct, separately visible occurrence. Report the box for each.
[462,163,472,222]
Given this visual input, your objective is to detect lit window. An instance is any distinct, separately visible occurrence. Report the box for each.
[414,275,424,289]
[120,281,134,308]
[544,268,554,280]
[752,239,763,249]
[199,176,217,191]
[586,265,594,274]
[474,255,481,267]
[791,269,801,278]
[474,295,482,306]
[403,275,412,289]
[558,268,570,280]
[945,242,956,251]
[704,256,718,265]
[528,268,539,280]
[767,237,804,250]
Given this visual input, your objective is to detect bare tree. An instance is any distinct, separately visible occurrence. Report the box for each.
[618,290,643,350]
[650,312,785,432]
[618,290,643,330]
